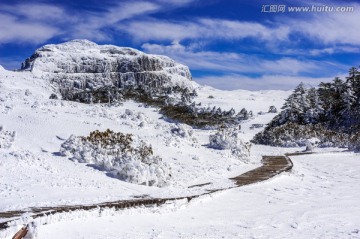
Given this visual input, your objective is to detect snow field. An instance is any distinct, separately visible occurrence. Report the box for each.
[0,68,288,213]
[30,152,360,239]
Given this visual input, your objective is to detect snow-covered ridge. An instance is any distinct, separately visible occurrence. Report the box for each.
[21,39,194,95]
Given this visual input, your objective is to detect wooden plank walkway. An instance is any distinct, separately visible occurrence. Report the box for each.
[231,155,293,186]
[1,154,294,237]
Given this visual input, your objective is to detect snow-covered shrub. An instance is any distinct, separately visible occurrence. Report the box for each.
[170,123,194,138]
[60,129,171,187]
[49,93,58,100]
[209,128,250,161]
[0,126,15,149]
[349,134,360,152]
[304,138,320,152]
[120,109,150,124]
[161,103,240,128]
[252,122,349,148]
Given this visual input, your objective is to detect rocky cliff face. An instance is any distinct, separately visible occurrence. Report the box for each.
[21,40,194,100]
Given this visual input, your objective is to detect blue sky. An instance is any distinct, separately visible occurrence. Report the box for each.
[0,0,359,90]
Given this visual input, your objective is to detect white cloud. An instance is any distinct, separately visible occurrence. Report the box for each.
[0,1,164,43]
[1,3,67,21]
[195,74,336,91]
[0,13,60,44]
[142,42,322,75]
[122,9,360,51]
[67,2,161,41]
[284,3,360,46]
[121,18,290,42]
[95,1,160,26]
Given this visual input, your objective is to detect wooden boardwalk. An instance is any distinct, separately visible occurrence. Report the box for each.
[1,154,294,237]
[231,155,293,186]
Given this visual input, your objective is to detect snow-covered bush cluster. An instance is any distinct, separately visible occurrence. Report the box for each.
[0,126,15,149]
[120,109,151,127]
[209,128,250,161]
[304,138,320,152]
[170,123,194,138]
[349,134,360,152]
[253,122,348,148]
[161,102,251,128]
[60,129,171,187]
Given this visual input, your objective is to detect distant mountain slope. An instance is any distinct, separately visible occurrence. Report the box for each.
[21,39,195,102]
[252,66,360,150]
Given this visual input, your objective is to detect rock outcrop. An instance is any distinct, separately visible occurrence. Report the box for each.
[21,40,194,100]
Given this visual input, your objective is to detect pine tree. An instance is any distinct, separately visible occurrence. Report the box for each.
[237,108,249,120]
[281,82,309,123]
[340,81,356,125]
[318,82,334,120]
[305,87,323,124]
[346,66,360,98]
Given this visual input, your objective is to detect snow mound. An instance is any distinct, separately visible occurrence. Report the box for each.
[209,128,250,161]
[60,129,171,187]
[0,65,4,71]
[170,123,194,138]
[21,39,195,98]
[120,109,152,124]
[0,126,15,149]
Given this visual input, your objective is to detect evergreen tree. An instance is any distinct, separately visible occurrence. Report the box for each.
[237,108,249,120]
[346,66,360,98]
[281,82,309,124]
[305,87,323,124]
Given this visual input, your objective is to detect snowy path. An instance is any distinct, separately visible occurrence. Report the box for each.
[1,153,294,237]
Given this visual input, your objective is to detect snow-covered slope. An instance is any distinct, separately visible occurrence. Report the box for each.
[21,39,194,96]
[33,152,360,239]
[0,66,291,214]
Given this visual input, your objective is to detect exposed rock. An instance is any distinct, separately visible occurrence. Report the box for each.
[49,93,58,100]
[21,39,195,100]
[268,105,277,113]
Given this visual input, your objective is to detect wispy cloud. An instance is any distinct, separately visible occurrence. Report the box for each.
[289,4,360,46]
[1,3,67,22]
[0,1,187,44]
[195,74,336,91]
[142,42,328,75]
[142,41,348,90]
[0,13,60,44]
[120,18,290,42]
[68,1,161,41]
[122,4,360,53]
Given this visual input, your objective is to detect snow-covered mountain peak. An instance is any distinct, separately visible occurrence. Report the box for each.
[20,40,195,98]
[35,39,143,56]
